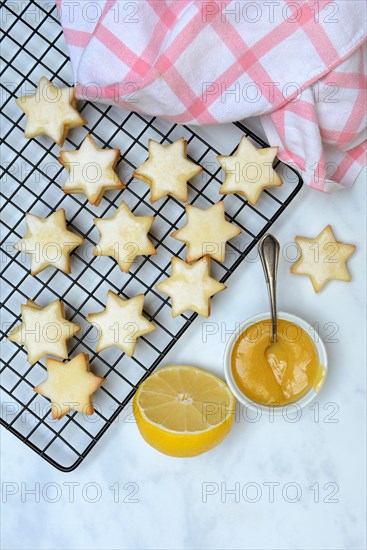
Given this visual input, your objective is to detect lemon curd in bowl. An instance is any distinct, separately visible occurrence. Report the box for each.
[224,312,327,410]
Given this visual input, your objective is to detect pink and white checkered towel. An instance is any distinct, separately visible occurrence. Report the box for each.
[57,0,367,192]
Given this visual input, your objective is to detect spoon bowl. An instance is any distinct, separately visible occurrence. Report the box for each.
[223,311,328,413]
[223,233,328,412]
[264,340,289,386]
[258,233,284,368]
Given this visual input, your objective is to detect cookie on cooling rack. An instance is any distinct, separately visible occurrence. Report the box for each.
[156,256,226,318]
[8,299,80,365]
[15,77,86,147]
[86,291,155,357]
[8,300,80,365]
[93,201,156,272]
[59,134,125,206]
[34,352,104,419]
[14,209,83,275]
[133,138,202,203]
[217,136,282,205]
[171,201,241,263]
[291,225,356,293]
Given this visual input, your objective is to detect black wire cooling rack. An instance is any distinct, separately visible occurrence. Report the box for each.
[0,1,303,471]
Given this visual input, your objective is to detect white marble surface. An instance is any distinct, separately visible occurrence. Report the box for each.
[1,144,366,550]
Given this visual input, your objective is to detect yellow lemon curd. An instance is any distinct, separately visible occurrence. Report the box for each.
[231,319,325,406]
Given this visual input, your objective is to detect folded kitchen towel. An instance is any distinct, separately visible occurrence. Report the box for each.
[56,0,367,192]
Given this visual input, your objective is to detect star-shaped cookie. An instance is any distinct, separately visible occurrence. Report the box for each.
[34,353,104,419]
[59,135,125,206]
[16,77,86,146]
[86,291,155,357]
[93,201,156,272]
[172,202,241,263]
[156,256,226,317]
[133,138,202,202]
[8,299,80,364]
[291,225,356,292]
[217,136,282,205]
[14,209,83,275]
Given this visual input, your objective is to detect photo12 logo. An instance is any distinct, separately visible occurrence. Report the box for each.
[58,2,140,25]
[201,480,340,503]
[1,481,139,504]
[201,1,340,24]
[202,80,339,105]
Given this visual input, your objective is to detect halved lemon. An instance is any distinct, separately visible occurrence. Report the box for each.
[133,365,236,457]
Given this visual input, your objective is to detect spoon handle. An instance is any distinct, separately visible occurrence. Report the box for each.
[258,234,280,343]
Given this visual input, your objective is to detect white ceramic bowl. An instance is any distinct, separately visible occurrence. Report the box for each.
[223,311,328,415]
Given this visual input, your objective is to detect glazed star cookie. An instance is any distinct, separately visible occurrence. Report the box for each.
[16,77,86,146]
[133,138,202,202]
[14,209,83,275]
[156,256,226,317]
[86,291,155,357]
[172,202,241,263]
[59,135,125,206]
[34,353,104,419]
[291,225,356,293]
[8,299,80,364]
[217,136,282,205]
[93,201,156,272]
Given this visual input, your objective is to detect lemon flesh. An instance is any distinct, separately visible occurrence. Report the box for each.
[133,365,236,457]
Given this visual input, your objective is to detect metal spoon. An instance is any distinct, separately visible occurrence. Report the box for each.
[258,233,279,341]
[258,234,288,382]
